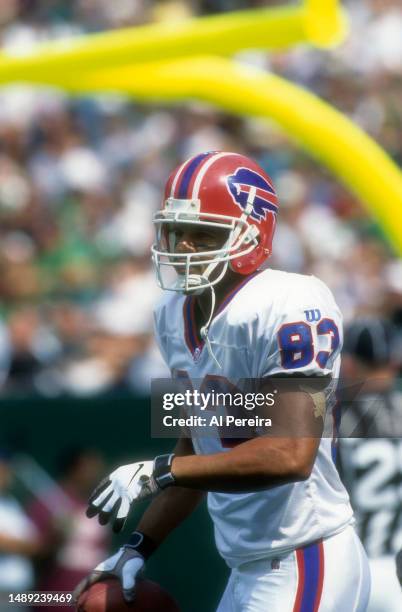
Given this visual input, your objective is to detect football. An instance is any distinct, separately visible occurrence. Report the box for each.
[76,577,180,612]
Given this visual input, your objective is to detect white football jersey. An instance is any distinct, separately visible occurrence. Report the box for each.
[154,269,353,568]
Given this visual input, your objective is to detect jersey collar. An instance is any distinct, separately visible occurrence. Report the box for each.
[183,270,261,357]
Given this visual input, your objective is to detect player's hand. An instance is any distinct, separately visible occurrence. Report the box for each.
[86,461,157,532]
[86,454,175,532]
[73,546,145,604]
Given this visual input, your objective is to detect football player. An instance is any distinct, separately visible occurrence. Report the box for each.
[75,152,370,611]
[339,318,402,612]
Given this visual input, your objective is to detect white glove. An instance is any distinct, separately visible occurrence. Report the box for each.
[87,461,158,532]
[73,545,145,603]
[87,455,175,532]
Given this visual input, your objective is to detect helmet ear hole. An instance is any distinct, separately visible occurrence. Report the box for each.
[230,225,272,275]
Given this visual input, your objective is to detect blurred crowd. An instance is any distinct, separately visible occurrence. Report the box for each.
[0,446,110,611]
[0,0,401,396]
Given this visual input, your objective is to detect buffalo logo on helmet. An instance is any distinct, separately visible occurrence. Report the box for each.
[226,167,278,223]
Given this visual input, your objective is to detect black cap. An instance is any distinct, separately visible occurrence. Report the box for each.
[343,318,395,366]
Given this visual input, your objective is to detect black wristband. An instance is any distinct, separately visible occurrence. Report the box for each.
[153,453,176,489]
[126,531,157,560]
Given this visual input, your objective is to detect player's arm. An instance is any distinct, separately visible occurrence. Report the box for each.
[74,436,204,603]
[135,435,205,543]
[87,434,204,534]
[172,385,323,492]
[87,384,323,522]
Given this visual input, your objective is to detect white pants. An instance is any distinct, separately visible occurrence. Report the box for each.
[217,526,371,612]
[367,556,402,612]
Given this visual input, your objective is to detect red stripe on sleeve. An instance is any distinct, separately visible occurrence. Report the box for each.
[293,549,305,612]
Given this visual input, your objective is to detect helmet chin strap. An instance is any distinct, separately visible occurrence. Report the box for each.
[184,258,223,369]
[172,273,213,294]
[200,284,221,370]
[176,271,221,367]
[173,272,221,367]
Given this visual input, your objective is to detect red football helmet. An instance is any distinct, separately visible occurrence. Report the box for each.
[152,151,278,292]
